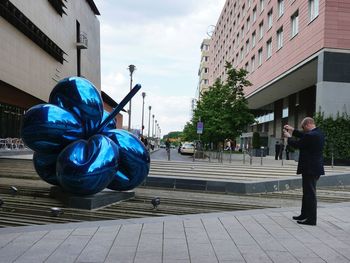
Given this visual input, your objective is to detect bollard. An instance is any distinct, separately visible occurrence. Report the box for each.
[243,150,246,164]
[331,152,334,168]
[260,147,263,166]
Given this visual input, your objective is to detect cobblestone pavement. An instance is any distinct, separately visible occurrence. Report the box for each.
[1,202,350,263]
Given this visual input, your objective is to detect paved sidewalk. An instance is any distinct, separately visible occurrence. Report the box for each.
[1,202,350,263]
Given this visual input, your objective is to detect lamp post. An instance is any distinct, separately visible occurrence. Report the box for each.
[127,64,136,131]
[152,115,155,137]
[141,92,146,135]
[148,106,152,137]
[154,120,157,138]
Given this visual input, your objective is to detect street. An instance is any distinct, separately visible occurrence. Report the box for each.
[151,148,194,162]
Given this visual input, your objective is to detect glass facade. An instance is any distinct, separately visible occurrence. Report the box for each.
[0,103,25,138]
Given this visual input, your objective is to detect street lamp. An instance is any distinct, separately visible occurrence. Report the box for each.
[127,64,136,131]
[141,92,146,135]
[152,115,155,137]
[154,120,157,138]
[148,106,152,137]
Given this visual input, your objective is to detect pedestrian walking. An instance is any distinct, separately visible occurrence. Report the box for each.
[275,141,281,160]
[283,117,325,226]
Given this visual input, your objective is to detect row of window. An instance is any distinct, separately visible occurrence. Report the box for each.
[213,0,318,61]
[212,0,319,76]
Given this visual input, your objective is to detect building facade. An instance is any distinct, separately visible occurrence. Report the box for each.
[0,0,100,138]
[197,39,211,99]
[209,0,350,152]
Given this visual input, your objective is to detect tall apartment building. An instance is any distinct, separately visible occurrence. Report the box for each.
[209,0,350,151]
[0,0,101,138]
[197,39,211,98]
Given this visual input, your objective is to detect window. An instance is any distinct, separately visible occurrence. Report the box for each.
[246,39,250,54]
[247,16,251,31]
[204,68,209,73]
[282,107,289,118]
[248,0,252,8]
[241,25,245,38]
[278,0,284,17]
[266,38,272,59]
[251,56,256,71]
[253,7,257,22]
[240,47,244,61]
[309,0,319,21]
[259,22,264,39]
[291,11,299,37]
[258,48,263,66]
[252,31,256,47]
[268,9,273,29]
[260,0,265,13]
[245,62,249,71]
[277,27,283,49]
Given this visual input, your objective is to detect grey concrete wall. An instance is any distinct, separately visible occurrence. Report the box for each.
[0,0,100,102]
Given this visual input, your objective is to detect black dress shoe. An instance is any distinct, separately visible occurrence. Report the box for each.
[292,215,306,220]
[297,219,316,226]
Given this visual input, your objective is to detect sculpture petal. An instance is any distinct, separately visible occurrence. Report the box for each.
[21,104,83,153]
[103,129,150,191]
[33,152,59,186]
[56,134,119,195]
[49,77,103,138]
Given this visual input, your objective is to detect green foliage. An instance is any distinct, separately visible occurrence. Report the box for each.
[182,62,255,148]
[182,121,197,141]
[252,132,261,149]
[314,112,350,160]
[163,131,182,140]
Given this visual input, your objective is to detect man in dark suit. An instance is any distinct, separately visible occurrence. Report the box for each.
[283,117,325,226]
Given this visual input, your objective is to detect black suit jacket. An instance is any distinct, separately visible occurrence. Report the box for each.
[287,127,325,176]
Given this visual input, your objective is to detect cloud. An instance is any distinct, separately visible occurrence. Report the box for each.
[96,0,226,135]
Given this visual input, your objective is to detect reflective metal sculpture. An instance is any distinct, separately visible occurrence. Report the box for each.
[21,76,150,195]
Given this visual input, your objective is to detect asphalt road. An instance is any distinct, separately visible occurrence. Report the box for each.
[151,148,194,162]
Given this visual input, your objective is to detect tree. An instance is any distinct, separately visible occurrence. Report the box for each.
[184,62,255,149]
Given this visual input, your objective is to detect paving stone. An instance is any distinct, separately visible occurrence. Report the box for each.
[0,231,47,263]
[0,232,21,248]
[75,226,120,263]
[104,224,142,263]
[1,202,350,262]
[45,233,93,263]
[164,221,185,239]
[14,229,73,263]
[163,238,190,260]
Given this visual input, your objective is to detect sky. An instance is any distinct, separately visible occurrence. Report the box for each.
[94,0,226,136]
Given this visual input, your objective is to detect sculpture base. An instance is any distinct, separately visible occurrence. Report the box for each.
[50,186,135,210]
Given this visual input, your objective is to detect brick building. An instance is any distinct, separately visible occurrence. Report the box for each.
[208,0,350,151]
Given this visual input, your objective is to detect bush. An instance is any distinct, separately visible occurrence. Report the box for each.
[315,112,350,161]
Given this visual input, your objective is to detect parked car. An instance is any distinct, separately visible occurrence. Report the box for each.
[180,142,195,155]
[160,144,166,148]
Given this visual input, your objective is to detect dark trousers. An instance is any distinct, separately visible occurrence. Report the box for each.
[301,174,319,222]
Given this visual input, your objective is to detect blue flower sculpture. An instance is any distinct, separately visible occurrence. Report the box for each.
[21,77,150,195]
